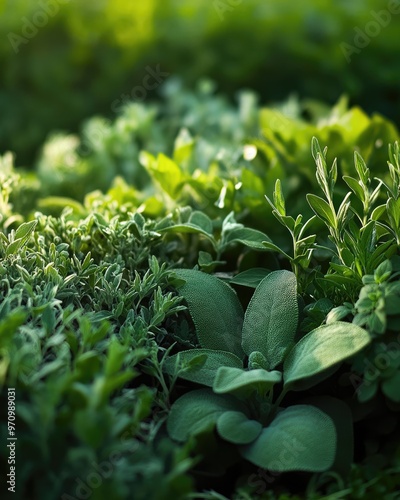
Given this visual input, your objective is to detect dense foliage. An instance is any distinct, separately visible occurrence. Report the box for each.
[1,84,400,499]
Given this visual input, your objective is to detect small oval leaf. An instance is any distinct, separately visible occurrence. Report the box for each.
[214,367,282,396]
[217,411,262,444]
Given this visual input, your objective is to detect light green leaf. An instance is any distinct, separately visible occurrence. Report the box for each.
[146,153,184,198]
[174,269,244,358]
[284,322,371,390]
[354,151,369,185]
[343,176,365,202]
[273,179,286,216]
[240,405,336,472]
[167,388,246,442]
[306,194,337,228]
[217,411,262,444]
[14,220,38,240]
[242,270,298,369]
[371,204,386,221]
[164,349,243,387]
[213,366,282,396]
[6,220,38,256]
[189,211,213,235]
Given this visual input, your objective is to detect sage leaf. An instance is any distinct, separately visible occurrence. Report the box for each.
[284,322,371,389]
[240,405,336,472]
[217,411,262,444]
[174,269,244,358]
[213,366,282,396]
[242,270,298,369]
[167,388,246,442]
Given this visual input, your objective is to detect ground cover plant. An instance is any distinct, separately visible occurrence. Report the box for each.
[0,85,400,499]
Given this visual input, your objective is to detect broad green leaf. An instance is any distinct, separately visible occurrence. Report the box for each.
[164,349,243,387]
[189,211,213,235]
[284,322,371,390]
[304,396,353,477]
[225,227,272,250]
[174,269,244,358]
[167,388,246,442]
[146,153,184,198]
[213,367,282,396]
[242,270,298,369]
[229,268,270,288]
[240,405,336,472]
[306,194,337,228]
[217,411,262,444]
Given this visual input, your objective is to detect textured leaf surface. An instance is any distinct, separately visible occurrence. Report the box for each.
[284,322,371,389]
[213,367,282,396]
[240,405,336,472]
[242,270,298,369]
[164,349,243,387]
[174,269,244,358]
[167,388,246,442]
[217,411,262,444]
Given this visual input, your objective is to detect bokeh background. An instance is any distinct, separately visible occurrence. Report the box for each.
[1,0,400,166]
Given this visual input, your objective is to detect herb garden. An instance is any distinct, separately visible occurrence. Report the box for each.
[1,1,400,499]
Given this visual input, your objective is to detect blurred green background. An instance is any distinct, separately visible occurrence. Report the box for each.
[1,0,400,165]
